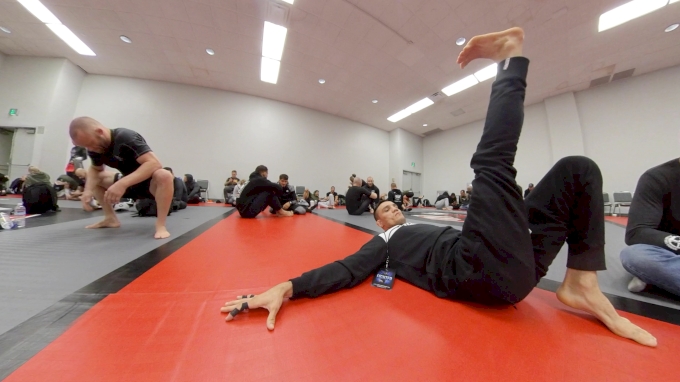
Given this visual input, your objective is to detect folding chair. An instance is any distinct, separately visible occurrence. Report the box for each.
[603,193,612,215]
[197,180,210,201]
[613,191,633,216]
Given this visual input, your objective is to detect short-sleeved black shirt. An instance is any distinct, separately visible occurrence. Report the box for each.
[88,128,152,176]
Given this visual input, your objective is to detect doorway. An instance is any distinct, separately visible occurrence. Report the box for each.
[402,170,421,196]
[0,127,36,183]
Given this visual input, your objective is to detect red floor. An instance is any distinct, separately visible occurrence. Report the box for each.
[605,215,628,227]
[6,213,679,381]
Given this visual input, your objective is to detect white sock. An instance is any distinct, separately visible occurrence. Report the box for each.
[627,277,647,293]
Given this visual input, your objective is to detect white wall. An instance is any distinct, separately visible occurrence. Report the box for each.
[389,128,423,187]
[424,102,552,199]
[424,63,680,199]
[0,51,5,71]
[0,130,12,169]
[0,56,85,179]
[577,64,680,194]
[74,75,390,197]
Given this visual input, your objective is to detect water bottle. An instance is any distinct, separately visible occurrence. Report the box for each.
[14,202,26,228]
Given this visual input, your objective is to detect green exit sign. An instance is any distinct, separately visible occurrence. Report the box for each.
[8,108,18,116]
[411,162,416,167]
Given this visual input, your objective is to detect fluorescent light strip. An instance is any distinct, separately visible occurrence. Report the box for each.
[262,21,288,61]
[17,0,61,24]
[387,98,434,123]
[281,0,294,3]
[598,0,669,32]
[473,63,498,82]
[261,57,281,84]
[46,24,95,56]
[441,75,478,96]
[18,0,96,56]
[670,0,678,4]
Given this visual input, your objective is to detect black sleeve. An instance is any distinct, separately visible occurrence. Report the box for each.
[387,191,394,202]
[187,184,201,199]
[626,172,676,251]
[290,236,387,299]
[120,129,152,160]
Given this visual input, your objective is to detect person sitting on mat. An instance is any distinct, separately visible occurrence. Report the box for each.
[297,189,318,213]
[346,177,377,215]
[69,116,174,239]
[388,183,413,212]
[236,165,293,218]
[318,186,338,209]
[184,174,202,204]
[458,189,470,209]
[163,167,187,210]
[620,160,680,298]
[224,170,240,205]
[274,174,298,213]
[233,179,246,201]
[54,172,83,200]
[364,176,380,212]
[434,191,457,210]
[220,28,656,348]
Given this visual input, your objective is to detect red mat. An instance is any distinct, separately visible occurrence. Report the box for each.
[6,213,679,381]
[605,216,628,227]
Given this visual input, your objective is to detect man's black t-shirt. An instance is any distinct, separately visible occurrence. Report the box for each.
[346,186,372,214]
[326,191,338,199]
[88,128,152,176]
[627,158,680,253]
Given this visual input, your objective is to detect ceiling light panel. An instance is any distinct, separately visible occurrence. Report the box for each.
[473,63,498,82]
[261,56,281,84]
[47,24,95,56]
[262,21,288,61]
[17,0,61,24]
[441,75,479,96]
[598,0,668,32]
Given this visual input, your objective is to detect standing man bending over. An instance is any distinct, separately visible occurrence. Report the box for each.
[220,28,656,347]
[69,117,174,239]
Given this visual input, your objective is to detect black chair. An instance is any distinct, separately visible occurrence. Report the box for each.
[613,192,633,215]
[603,193,612,215]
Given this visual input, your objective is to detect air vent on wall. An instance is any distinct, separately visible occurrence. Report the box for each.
[423,128,443,136]
[589,75,611,88]
[450,108,465,117]
[611,68,635,81]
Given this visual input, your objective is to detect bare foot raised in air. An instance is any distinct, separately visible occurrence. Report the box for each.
[276,209,294,217]
[154,225,171,239]
[86,218,121,229]
[556,269,657,347]
[457,27,524,69]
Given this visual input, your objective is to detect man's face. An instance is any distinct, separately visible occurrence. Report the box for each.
[331,186,335,192]
[262,171,268,178]
[232,171,237,178]
[72,128,109,153]
[367,177,374,187]
[280,179,288,187]
[376,202,407,230]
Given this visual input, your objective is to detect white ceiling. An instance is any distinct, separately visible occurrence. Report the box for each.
[0,0,679,135]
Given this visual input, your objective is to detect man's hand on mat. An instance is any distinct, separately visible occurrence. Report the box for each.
[81,191,94,212]
[221,281,294,330]
[104,182,126,205]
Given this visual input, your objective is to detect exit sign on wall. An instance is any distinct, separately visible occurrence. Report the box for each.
[8,108,18,116]
[411,162,415,167]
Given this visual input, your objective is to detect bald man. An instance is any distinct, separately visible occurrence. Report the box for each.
[69,117,174,239]
[346,177,377,215]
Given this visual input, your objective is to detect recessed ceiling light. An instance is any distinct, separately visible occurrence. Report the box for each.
[0,26,11,34]
[120,35,132,43]
[455,37,466,46]
[372,99,378,103]
[206,48,215,55]
[423,124,428,127]
[318,79,325,84]
[665,23,679,32]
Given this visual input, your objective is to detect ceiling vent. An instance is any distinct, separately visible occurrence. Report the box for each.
[611,68,635,81]
[450,108,465,117]
[423,128,443,136]
[589,75,611,88]
[267,1,290,25]
[427,91,447,103]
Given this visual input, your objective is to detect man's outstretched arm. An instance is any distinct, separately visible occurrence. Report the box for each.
[221,236,387,329]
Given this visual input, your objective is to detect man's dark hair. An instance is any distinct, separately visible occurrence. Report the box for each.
[279,174,288,180]
[163,167,173,174]
[373,200,391,221]
[232,170,237,173]
[255,165,268,174]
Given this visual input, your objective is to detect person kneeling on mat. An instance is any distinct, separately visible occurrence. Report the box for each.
[22,166,59,214]
[346,177,377,215]
[387,183,413,212]
[220,28,656,348]
[236,165,293,218]
[69,117,174,239]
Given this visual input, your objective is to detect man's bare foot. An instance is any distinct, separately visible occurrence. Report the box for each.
[86,218,121,229]
[154,226,170,239]
[556,270,657,347]
[276,209,294,217]
[457,27,524,69]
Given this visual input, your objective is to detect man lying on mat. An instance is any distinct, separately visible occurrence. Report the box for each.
[221,28,656,347]
[69,117,174,239]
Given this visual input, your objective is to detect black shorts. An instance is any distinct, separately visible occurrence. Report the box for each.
[114,173,153,200]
